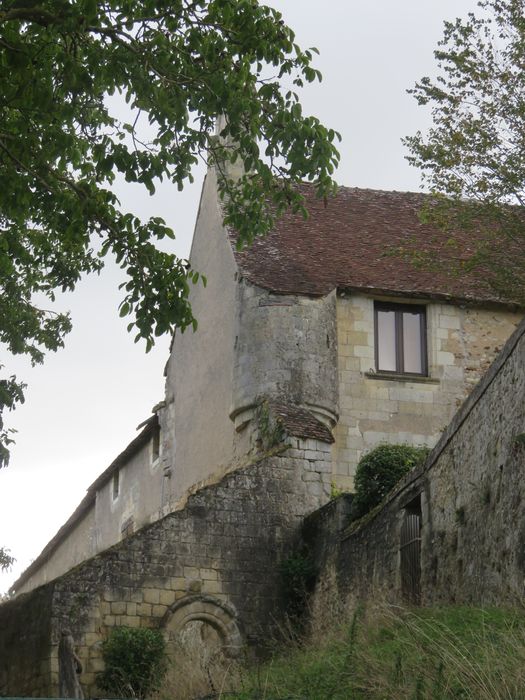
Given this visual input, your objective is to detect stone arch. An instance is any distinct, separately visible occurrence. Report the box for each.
[160,595,243,658]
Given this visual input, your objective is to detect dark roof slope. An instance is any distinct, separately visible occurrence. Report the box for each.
[232,186,515,305]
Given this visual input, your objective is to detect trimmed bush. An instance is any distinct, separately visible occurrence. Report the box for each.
[97,626,167,698]
[352,444,429,518]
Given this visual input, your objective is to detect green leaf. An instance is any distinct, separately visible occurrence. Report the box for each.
[0,0,339,464]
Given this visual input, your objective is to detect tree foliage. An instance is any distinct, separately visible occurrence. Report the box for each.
[352,444,429,519]
[404,0,525,300]
[0,546,14,572]
[0,0,340,465]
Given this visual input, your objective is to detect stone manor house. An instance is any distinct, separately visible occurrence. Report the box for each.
[1,166,522,695]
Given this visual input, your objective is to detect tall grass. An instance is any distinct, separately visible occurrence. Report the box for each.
[229,605,525,700]
[152,638,242,700]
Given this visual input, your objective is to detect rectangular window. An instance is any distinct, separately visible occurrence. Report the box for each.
[374,302,427,376]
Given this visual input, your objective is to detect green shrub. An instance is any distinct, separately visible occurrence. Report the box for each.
[97,626,167,698]
[352,444,429,519]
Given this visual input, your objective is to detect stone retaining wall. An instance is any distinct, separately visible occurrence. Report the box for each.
[0,429,331,696]
[0,584,54,696]
[308,316,525,617]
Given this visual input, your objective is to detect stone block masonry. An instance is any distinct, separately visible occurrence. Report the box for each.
[307,316,525,620]
[333,293,521,491]
[0,426,332,697]
[231,283,338,434]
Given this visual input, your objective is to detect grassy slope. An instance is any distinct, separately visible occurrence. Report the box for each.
[229,606,525,700]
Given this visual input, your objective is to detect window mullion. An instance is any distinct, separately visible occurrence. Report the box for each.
[396,311,404,373]
[420,312,427,376]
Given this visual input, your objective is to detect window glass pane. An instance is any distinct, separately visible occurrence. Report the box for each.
[377,310,396,371]
[403,311,423,373]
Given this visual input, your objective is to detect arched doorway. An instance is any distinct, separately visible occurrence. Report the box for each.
[161,594,243,658]
[160,595,243,696]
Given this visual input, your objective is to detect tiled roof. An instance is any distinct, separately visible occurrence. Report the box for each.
[270,401,334,444]
[232,186,515,305]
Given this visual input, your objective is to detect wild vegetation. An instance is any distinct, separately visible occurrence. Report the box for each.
[170,605,525,700]
[97,626,167,698]
[0,0,340,465]
[351,444,429,520]
[404,0,525,302]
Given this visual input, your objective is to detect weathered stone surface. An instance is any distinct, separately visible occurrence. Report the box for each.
[231,284,338,430]
[0,430,332,697]
[332,294,521,490]
[0,584,54,696]
[308,318,525,618]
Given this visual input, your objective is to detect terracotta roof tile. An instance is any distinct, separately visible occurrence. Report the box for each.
[270,401,334,444]
[232,186,515,305]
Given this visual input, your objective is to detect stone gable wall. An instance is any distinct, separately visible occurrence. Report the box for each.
[308,317,525,619]
[163,168,239,503]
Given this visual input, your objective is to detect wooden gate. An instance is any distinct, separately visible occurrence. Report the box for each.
[400,507,421,604]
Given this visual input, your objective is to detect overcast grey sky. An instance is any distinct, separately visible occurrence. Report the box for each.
[0,0,478,594]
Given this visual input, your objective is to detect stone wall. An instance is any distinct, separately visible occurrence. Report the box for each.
[163,166,239,503]
[14,428,163,597]
[308,316,525,617]
[0,422,332,697]
[15,503,97,596]
[0,584,55,696]
[231,284,338,432]
[333,293,521,490]
[94,439,163,551]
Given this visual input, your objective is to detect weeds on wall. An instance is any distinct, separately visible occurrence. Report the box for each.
[330,481,346,499]
[256,401,286,451]
[97,626,167,698]
[280,549,317,629]
[351,444,429,520]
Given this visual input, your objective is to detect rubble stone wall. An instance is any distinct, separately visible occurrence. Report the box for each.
[0,584,55,695]
[231,283,338,431]
[0,431,332,697]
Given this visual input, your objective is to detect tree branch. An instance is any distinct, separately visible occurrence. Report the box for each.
[0,6,56,26]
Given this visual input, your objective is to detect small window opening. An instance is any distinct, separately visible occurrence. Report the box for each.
[112,470,120,500]
[400,495,422,604]
[151,426,161,465]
